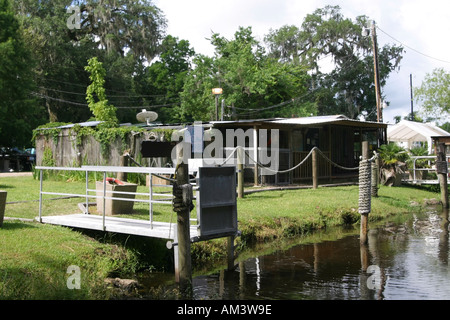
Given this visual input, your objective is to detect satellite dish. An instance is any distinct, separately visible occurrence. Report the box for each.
[137,109,158,125]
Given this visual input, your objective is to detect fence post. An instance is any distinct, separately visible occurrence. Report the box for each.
[117,155,128,182]
[371,154,379,197]
[359,142,371,246]
[437,143,449,208]
[359,159,371,246]
[0,190,7,228]
[312,148,318,189]
[172,143,192,295]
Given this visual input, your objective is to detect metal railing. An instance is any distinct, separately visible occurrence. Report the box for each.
[406,156,450,183]
[35,165,186,230]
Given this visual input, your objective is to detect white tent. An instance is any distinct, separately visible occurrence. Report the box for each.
[387,120,450,154]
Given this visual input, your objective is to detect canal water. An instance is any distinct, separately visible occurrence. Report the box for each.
[139,207,450,300]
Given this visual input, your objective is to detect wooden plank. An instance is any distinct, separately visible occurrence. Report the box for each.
[37,214,198,240]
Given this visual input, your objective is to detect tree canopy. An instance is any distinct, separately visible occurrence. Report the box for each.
[1,3,408,148]
[180,27,314,122]
[265,5,404,121]
[0,0,43,147]
[415,68,450,121]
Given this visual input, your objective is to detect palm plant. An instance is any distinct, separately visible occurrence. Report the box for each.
[378,143,409,186]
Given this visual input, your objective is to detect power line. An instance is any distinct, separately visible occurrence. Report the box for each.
[376,26,450,64]
[31,92,179,109]
[39,84,169,99]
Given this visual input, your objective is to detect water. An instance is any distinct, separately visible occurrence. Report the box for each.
[139,208,450,300]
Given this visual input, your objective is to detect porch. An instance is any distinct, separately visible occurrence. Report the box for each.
[212,115,387,185]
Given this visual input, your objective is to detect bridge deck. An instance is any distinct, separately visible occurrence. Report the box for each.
[37,214,199,240]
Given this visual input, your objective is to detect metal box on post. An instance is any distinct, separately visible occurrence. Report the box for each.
[196,166,238,240]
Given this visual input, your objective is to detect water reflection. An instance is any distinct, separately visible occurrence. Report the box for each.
[189,208,450,300]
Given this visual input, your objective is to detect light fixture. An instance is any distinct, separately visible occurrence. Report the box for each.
[212,88,223,95]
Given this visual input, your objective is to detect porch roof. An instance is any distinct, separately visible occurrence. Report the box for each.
[211,115,387,129]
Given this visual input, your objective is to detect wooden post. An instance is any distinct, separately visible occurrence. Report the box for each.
[237,146,244,199]
[312,148,318,189]
[371,159,378,197]
[117,155,128,182]
[362,141,369,160]
[360,214,369,245]
[0,191,7,228]
[227,236,235,270]
[437,143,449,208]
[360,141,370,246]
[172,141,192,293]
[175,162,192,292]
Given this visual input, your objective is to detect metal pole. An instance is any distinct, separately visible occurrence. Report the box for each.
[150,173,153,228]
[39,169,43,223]
[102,171,106,231]
[85,170,89,214]
[215,95,219,121]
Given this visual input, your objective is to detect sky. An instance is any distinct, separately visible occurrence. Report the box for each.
[154,0,450,125]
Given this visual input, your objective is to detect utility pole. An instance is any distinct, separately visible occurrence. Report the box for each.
[370,20,382,123]
[410,74,415,121]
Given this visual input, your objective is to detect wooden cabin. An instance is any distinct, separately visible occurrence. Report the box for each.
[34,115,386,186]
[211,115,387,185]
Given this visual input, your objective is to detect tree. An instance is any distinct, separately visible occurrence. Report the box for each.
[415,68,450,121]
[12,0,166,123]
[141,35,195,123]
[265,6,404,120]
[180,27,314,122]
[80,0,166,62]
[0,0,43,148]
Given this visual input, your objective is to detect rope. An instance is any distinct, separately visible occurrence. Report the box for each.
[358,159,372,215]
[243,148,315,174]
[315,148,359,171]
[357,153,378,215]
[242,147,360,174]
[218,147,239,167]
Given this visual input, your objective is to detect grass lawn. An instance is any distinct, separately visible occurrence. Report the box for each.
[0,174,443,299]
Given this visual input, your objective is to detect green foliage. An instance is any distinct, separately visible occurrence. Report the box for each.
[379,143,409,167]
[70,124,146,155]
[415,68,450,121]
[407,146,429,169]
[0,0,43,148]
[13,0,166,124]
[180,27,314,121]
[265,5,404,120]
[85,57,118,127]
[141,35,195,123]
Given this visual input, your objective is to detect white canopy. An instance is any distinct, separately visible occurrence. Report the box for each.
[387,120,450,153]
